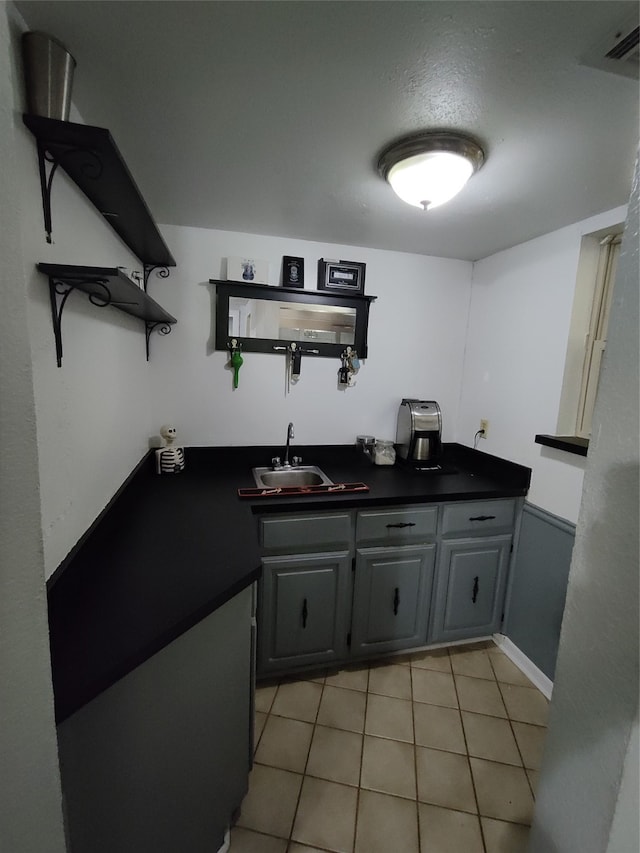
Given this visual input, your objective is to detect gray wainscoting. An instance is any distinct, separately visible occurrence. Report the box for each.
[504,502,576,680]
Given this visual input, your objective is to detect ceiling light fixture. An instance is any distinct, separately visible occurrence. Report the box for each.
[377,131,485,211]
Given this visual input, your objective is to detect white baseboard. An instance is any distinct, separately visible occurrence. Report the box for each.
[216,828,230,853]
[492,634,553,700]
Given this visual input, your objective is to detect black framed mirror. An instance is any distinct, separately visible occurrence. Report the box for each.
[212,281,376,358]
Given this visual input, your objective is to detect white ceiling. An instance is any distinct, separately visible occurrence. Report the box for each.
[14,1,640,261]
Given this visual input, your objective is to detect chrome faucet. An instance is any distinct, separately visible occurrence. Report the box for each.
[283,422,295,467]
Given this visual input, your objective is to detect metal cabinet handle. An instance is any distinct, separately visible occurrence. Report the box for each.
[386,522,416,529]
[472,576,479,604]
[393,587,400,615]
[302,598,308,628]
[468,515,496,522]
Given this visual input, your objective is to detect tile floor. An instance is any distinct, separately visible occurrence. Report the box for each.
[230,641,549,853]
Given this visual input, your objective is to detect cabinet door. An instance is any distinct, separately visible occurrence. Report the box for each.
[430,535,511,643]
[351,544,436,657]
[258,551,351,674]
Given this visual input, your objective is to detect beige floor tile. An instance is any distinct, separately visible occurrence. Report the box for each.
[271,681,323,723]
[449,648,495,680]
[418,803,484,853]
[288,845,330,853]
[481,816,531,853]
[255,683,278,714]
[306,725,363,787]
[229,827,288,852]
[292,776,357,853]
[461,712,521,765]
[254,711,268,748]
[316,685,366,733]
[487,650,534,687]
[470,757,534,825]
[412,668,458,708]
[361,735,417,799]
[409,648,452,672]
[254,715,314,773]
[355,789,419,853]
[413,703,466,754]
[416,746,477,813]
[365,693,414,742]
[499,683,549,726]
[511,721,547,770]
[368,662,412,699]
[324,665,369,692]
[309,670,327,685]
[455,675,507,717]
[237,764,302,838]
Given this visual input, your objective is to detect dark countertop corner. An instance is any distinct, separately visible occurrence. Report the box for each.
[48,442,530,724]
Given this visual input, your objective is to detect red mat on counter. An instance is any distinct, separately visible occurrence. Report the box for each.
[238,482,369,499]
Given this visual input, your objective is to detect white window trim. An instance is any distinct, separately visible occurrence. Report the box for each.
[557,226,624,439]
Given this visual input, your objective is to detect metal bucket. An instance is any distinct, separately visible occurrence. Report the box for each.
[22,31,76,121]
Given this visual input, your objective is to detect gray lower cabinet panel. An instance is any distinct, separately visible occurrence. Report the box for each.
[351,544,436,656]
[430,535,512,643]
[504,502,575,680]
[57,587,253,853]
[258,551,351,673]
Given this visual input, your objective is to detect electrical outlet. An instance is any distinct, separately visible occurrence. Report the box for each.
[479,418,489,438]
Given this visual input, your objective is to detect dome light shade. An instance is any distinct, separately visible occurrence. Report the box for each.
[378,132,484,211]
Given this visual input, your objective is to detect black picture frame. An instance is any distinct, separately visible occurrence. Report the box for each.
[317,258,366,295]
[282,256,304,288]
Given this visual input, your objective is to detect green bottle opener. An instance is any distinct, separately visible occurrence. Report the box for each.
[229,339,243,389]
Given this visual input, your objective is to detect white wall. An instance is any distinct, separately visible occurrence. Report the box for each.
[148,224,473,448]
[457,205,627,523]
[12,28,158,577]
[529,157,638,853]
[0,4,66,848]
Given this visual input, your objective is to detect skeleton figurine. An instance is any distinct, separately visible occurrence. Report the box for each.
[155,424,185,474]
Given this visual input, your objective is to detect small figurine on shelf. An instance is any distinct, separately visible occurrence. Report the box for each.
[155,424,185,474]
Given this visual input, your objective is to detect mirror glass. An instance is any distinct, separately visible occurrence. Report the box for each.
[228,296,356,345]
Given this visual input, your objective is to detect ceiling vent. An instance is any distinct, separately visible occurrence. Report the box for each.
[582,16,639,80]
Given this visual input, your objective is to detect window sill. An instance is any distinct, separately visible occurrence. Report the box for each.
[535,434,589,457]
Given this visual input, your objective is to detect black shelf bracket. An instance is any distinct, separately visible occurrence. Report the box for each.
[143,264,170,293]
[47,275,112,367]
[145,321,173,361]
[35,140,103,244]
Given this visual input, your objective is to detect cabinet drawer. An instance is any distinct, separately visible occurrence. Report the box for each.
[356,506,438,545]
[260,512,352,553]
[441,500,516,537]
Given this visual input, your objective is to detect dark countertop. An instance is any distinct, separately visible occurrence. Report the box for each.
[48,443,530,724]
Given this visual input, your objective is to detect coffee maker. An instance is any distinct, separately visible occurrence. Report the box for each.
[395,399,442,465]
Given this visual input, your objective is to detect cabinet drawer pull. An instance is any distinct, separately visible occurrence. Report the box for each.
[472,576,479,604]
[302,598,308,629]
[393,587,400,615]
[386,522,416,529]
[468,515,496,522]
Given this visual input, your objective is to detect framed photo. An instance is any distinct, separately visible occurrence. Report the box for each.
[226,256,269,285]
[282,256,304,288]
[317,258,366,295]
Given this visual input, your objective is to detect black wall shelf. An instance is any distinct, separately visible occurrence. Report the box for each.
[38,264,177,366]
[23,114,176,269]
[535,434,589,457]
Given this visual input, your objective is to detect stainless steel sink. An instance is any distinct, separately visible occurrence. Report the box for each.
[252,465,334,488]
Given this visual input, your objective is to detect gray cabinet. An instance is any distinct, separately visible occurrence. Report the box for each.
[351,544,436,656]
[258,551,352,673]
[430,535,512,643]
[57,587,253,853]
[256,498,520,678]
